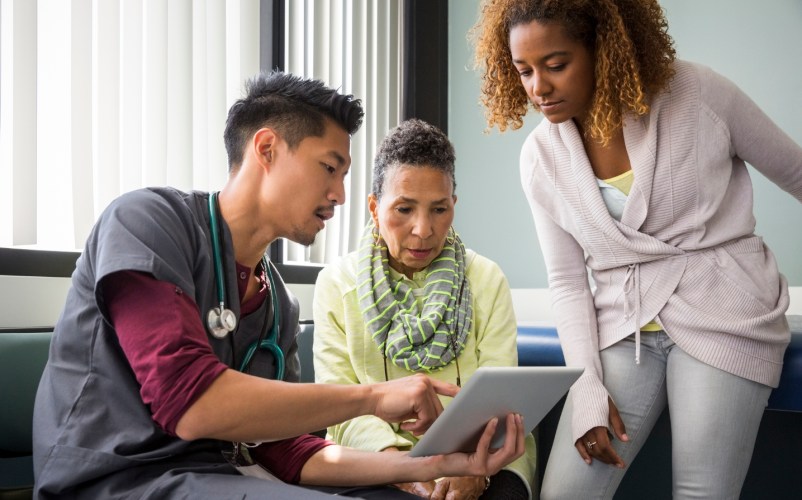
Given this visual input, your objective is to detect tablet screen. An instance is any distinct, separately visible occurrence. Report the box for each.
[408,366,582,457]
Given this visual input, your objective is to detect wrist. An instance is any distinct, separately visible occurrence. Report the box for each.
[405,455,441,483]
[359,383,380,418]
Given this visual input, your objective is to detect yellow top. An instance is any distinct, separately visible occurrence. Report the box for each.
[603,169,635,195]
[602,170,662,332]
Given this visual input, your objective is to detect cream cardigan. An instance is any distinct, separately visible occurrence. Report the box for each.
[520,60,802,442]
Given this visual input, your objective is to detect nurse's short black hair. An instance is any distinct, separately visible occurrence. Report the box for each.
[372,118,456,200]
[224,71,364,171]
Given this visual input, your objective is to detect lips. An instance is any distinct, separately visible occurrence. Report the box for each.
[315,208,334,222]
[314,208,335,229]
[538,100,564,112]
[408,248,432,260]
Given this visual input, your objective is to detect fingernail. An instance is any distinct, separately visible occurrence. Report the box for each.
[585,459,592,465]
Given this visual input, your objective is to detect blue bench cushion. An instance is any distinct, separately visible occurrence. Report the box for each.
[516,326,564,367]
[516,318,802,412]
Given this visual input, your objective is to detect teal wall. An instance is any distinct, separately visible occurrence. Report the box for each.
[449,0,802,288]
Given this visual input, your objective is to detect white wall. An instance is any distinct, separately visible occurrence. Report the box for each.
[0,275,71,328]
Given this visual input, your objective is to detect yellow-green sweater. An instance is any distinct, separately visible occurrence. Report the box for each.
[313,248,536,498]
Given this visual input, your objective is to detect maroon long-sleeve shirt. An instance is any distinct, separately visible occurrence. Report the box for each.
[103,266,331,483]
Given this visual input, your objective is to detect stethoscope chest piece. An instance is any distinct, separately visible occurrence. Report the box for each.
[206,191,285,379]
[207,306,238,339]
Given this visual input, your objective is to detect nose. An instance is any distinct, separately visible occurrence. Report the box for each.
[531,71,552,99]
[411,212,433,240]
[328,178,346,206]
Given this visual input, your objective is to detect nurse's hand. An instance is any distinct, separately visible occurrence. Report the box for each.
[370,374,459,435]
[575,396,628,468]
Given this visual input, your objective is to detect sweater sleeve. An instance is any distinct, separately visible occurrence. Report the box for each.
[520,138,611,444]
[312,264,414,451]
[468,255,538,499]
[469,255,519,369]
[249,434,333,484]
[698,64,802,202]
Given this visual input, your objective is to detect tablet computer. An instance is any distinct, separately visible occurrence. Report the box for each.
[408,366,583,457]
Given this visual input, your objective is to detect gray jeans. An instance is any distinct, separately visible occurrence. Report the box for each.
[540,330,771,499]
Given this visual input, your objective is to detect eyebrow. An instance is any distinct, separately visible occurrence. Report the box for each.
[396,196,451,205]
[512,50,571,65]
[328,150,347,167]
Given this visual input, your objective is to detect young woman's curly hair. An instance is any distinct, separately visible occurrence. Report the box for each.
[470,0,675,144]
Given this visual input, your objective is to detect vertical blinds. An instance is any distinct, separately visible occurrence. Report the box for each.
[280,0,402,266]
[0,0,401,268]
[0,0,261,250]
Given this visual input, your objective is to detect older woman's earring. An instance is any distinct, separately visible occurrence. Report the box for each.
[446,227,456,245]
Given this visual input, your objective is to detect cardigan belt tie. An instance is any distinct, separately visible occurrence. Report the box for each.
[623,263,642,364]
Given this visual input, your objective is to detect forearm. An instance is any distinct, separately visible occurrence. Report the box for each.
[300,413,526,487]
[175,369,376,442]
[529,201,610,442]
[176,370,454,443]
[299,446,441,486]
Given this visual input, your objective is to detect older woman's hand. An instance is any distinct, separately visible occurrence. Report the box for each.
[430,476,486,500]
[391,479,437,498]
[384,447,437,497]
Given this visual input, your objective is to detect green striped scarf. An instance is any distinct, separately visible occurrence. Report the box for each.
[356,221,472,373]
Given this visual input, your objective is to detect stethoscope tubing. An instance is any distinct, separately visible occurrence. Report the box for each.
[207,191,285,380]
[237,258,283,378]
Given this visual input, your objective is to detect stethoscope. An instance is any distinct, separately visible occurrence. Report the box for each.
[206,192,285,379]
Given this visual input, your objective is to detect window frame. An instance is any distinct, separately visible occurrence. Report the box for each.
[1,0,449,285]
[0,248,80,278]
[269,0,449,284]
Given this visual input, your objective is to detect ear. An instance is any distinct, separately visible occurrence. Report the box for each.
[252,128,278,169]
[452,194,458,206]
[367,193,380,226]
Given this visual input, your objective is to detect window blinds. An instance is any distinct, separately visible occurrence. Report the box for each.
[280,0,402,266]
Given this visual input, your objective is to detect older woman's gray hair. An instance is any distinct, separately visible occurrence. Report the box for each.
[372,118,456,199]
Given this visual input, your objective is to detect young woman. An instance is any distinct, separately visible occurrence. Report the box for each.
[313,119,536,499]
[472,0,802,498]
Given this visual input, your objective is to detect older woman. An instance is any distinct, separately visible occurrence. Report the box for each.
[313,119,536,499]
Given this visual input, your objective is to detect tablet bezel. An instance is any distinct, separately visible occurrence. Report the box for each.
[408,366,583,457]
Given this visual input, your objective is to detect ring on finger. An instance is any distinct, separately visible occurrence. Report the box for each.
[586,440,597,450]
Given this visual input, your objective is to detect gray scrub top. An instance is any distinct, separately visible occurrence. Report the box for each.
[32,188,302,498]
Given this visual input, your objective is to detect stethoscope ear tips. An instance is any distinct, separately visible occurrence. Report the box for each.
[208,306,238,339]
